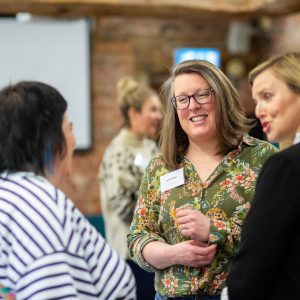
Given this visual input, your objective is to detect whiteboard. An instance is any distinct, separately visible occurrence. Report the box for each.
[0,17,91,150]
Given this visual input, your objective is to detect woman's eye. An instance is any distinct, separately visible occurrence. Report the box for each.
[178,97,188,103]
[196,92,208,99]
[263,93,272,100]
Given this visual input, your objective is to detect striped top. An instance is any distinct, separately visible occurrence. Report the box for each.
[0,172,136,300]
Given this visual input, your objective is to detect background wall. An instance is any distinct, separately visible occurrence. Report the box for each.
[58,12,300,215]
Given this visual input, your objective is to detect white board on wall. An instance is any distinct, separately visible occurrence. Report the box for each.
[0,17,91,150]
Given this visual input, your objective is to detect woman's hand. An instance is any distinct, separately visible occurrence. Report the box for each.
[172,240,217,267]
[176,208,211,241]
[142,240,217,269]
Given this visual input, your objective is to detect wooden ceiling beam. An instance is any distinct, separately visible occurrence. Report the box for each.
[0,0,299,19]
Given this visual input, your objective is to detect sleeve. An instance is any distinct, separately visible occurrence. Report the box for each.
[226,153,299,300]
[208,142,278,256]
[127,159,167,272]
[208,208,248,256]
[100,147,140,225]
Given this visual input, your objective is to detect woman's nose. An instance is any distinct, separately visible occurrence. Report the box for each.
[154,109,162,121]
[255,101,264,119]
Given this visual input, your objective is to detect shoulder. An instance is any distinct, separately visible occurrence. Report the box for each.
[280,142,300,158]
[243,134,277,151]
[145,152,173,177]
[0,172,76,227]
[264,143,300,170]
[0,172,59,206]
[102,131,124,155]
[254,144,300,200]
[144,137,158,148]
[100,132,127,168]
[148,152,166,166]
[241,135,278,158]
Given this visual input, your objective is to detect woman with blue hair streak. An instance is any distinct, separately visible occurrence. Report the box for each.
[0,81,136,299]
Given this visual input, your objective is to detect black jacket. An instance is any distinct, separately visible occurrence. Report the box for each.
[227,143,300,300]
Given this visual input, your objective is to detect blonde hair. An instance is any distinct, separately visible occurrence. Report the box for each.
[117,76,157,127]
[249,52,300,94]
[160,60,252,169]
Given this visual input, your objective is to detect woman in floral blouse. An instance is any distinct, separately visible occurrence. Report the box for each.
[127,60,277,299]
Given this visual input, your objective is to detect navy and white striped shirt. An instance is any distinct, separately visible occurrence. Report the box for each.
[0,172,136,299]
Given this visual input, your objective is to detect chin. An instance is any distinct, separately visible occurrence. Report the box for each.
[147,131,156,138]
[267,135,282,145]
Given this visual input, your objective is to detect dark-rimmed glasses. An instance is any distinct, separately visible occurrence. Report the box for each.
[171,88,214,110]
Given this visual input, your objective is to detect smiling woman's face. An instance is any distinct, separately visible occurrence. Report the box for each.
[174,73,217,145]
[252,69,300,144]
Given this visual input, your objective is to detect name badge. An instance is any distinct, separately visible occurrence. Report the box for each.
[160,168,185,193]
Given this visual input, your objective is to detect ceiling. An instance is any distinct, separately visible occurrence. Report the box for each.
[0,0,300,20]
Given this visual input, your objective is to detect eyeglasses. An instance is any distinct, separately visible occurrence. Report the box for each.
[171,88,214,110]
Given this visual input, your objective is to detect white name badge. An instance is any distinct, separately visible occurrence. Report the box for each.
[160,168,185,193]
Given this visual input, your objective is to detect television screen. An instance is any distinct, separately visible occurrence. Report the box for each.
[174,48,221,68]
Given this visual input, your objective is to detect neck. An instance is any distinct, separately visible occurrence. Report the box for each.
[127,127,143,140]
[186,138,222,160]
[44,165,64,188]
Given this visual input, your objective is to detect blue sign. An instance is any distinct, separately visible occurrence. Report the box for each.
[174,48,221,68]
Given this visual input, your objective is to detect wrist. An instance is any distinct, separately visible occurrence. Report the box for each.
[162,243,176,267]
[203,217,211,241]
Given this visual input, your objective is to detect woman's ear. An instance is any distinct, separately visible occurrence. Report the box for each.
[128,106,142,133]
[128,106,138,121]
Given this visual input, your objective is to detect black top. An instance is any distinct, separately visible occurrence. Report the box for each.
[227,142,300,300]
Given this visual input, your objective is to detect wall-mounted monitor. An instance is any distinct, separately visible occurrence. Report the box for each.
[0,17,91,150]
[174,48,221,68]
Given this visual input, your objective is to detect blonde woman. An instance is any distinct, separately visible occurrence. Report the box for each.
[223,52,300,300]
[99,76,162,299]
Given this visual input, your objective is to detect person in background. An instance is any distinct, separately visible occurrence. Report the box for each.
[99,76,162,299]
[128,59,277,300]
[0,81,136,300]
[222,52,300,300]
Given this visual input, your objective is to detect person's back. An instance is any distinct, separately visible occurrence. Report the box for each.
[0,171,136,299]
[0,81,136,299]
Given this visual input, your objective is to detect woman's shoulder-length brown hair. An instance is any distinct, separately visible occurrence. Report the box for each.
[159,59,252,169]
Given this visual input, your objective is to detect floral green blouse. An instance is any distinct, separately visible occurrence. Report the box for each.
[128,135,277,297]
